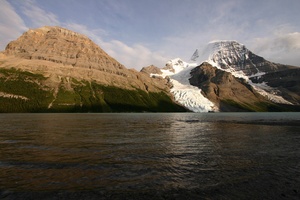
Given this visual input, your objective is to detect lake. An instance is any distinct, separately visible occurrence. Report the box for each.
[0,113,299,199]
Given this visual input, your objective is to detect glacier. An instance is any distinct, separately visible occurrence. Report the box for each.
[151,58,216,112]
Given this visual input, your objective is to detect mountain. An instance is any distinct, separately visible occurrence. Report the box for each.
[144,41,300,112]
[202,40,300,107]
[0,26,186,112]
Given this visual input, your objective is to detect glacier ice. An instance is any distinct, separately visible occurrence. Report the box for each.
[152,58,216,112]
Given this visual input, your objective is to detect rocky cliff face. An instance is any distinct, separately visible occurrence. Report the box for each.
[5,26,125,72]
[189,62,274,111]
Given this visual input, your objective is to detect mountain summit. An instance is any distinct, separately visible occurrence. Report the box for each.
[201,40,294,77]
[4,26,126,73]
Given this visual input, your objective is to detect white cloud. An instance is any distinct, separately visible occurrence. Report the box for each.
[20,0,59,27]
[64,22,167,69]
[102,40,168,69]
[0,0,28,50]
[250,32,300,66]
[63,22,169,69]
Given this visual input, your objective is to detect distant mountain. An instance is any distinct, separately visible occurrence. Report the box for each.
[0,26,186,112]
[143,41,300,112]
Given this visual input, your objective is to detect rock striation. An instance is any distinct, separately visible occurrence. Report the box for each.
[5,26,125,72]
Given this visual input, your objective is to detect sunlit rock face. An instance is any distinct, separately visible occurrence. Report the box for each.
[4,26,125,72]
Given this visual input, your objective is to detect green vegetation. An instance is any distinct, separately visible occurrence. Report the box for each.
[0,68,52,112]
[220,99,255,112]
[1,67,298,113]
[0,68,186,113]
[221,99,300,112]
[92,84,186,112]
[220,99,282,112]
[50,81,186,112]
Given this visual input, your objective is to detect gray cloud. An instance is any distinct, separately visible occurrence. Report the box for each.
[250,32,300,66]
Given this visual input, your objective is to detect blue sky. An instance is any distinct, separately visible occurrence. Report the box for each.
[1,0,300,69]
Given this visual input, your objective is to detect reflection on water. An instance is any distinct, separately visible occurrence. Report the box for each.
[0,113,299,199]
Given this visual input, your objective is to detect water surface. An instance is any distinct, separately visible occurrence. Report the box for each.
[0,113,299,199]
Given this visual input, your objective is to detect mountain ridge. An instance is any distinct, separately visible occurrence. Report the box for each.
[1,27,299,112]
[144,40,300,112]
[0,26,186,112]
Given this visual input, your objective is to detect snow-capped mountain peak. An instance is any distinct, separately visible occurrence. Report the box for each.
[205,40,248,64]
[145,40,298,112]
[199,40,256,78]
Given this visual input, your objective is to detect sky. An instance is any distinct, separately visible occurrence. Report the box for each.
[1,0,300,69]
